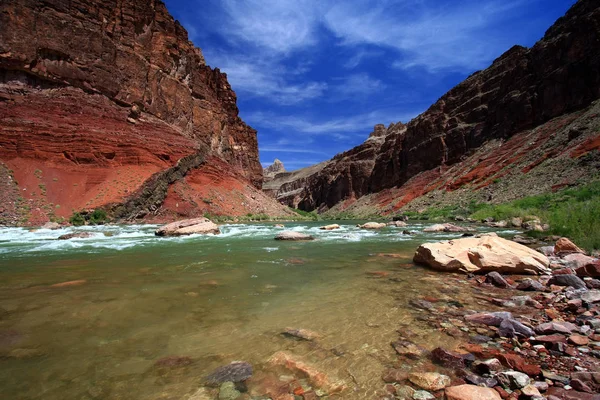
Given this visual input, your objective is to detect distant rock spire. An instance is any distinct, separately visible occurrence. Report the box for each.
[263,159,286,180]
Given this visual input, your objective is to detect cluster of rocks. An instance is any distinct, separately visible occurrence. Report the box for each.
[379,237,600,400]
[423,223,473,233]
[455,216,549,232]
[186,349,346,400]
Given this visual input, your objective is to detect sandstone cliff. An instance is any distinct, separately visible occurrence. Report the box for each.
[0,0,291,224]
[281,0,600,214]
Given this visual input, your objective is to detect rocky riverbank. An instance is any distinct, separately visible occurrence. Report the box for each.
[186,236,600,400]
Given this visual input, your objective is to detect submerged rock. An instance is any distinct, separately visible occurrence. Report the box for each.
[155,217,220,236]
[274,231,315,241]
[391,340,426,359]
[205,361,253,387]
[49,280,86,288]
[218,382,240,400]
[282,328,320,341]
[408,372,451,391]
[58,232,93,240]
[413,234,550,274]
[154,355,193,368]
[267,351,345,393]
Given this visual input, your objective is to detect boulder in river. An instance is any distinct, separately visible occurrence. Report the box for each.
[387,221,407,227]
[155,217,220,236]
[58,232,93,240]
[423,223,471,233]
[413,233,550,274]
[357,222,386,229]
[282,327,320,341]
[41,222,61,230]
[204,361,252,386]
[275,231,314,241]
[319,224,340,230]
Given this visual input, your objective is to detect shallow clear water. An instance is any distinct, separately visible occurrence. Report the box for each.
[0,222,518,399]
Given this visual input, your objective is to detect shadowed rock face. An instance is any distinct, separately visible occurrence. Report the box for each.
[267,123,405,210]
[0,0,264,224]
[290,0,600,212]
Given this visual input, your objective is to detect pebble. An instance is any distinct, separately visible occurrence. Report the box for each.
[218,382,240,400]
[413,390,435,400]
[498,371,530,389]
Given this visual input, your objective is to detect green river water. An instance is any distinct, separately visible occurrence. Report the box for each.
[0,221,516,399]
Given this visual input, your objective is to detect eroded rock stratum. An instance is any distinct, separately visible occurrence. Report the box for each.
[0,0,292,225]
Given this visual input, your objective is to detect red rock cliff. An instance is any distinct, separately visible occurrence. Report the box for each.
[0,0,272,224]
[291,0,600,212]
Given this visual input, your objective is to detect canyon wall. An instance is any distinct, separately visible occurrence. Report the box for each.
[279,0,600,213]
[0,0,288,224]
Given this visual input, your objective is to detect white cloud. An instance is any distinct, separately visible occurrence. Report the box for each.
[206,52,327,105]
[247,109,420,137]
[324,0,531,71]
[219,0,323,54]
[331,73,386,97]
[342,48,384,69]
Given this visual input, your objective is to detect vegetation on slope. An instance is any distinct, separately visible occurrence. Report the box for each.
[407,181,600,251]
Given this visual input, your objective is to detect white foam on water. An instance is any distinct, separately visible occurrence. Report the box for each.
[0,221,507,256]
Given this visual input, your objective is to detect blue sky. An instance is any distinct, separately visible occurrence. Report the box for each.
[165,0,576,171]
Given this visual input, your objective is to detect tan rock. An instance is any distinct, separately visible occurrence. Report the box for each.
[510,217,523,228]
[555,237,585,254]
[445,385,501,400]
[413,234,550,274]
[423,223,470,232]
[267,351,345,394]
[408,372,451,391]
[319,224,340,230]
[155,218,220,236]
[275,231,315,241]
[50,280,87,288]
[41,222,61,230]
[357,222,386,229]
[387,221,408,227]
[523,220,545,232]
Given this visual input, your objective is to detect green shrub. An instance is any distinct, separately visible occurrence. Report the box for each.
[70,212,85,226]
[289,208,319,220]
[469,181,600,251]
[89,209,107,225]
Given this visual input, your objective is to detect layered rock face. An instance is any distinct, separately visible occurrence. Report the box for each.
[0,0,274,224]
[290,0,600,212]
[268,123,405,210]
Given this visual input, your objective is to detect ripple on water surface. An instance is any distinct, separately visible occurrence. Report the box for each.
[0,221,514,399]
